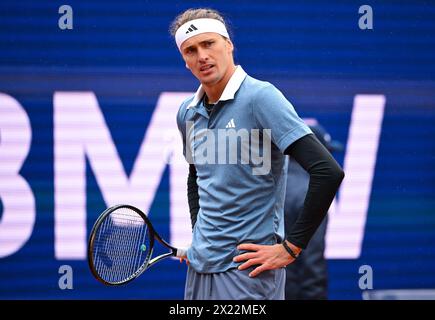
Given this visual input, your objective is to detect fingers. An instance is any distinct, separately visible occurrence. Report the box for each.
[237,258,262,271]
[237,243,262,251]
[234,243,264,271]
[233,243,283,277]
[249,265,268,278]
[233,252,257,263]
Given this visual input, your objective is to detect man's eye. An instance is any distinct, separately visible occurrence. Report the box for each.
[205,41,214,47]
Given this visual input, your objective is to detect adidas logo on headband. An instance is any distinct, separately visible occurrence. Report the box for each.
[185,24,198,34]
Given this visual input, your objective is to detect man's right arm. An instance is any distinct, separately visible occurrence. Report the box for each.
[176,101,199,230]
[187,164,200,230]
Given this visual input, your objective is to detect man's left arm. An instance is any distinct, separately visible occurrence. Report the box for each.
[234,134,344,277]
[234,85,344,277]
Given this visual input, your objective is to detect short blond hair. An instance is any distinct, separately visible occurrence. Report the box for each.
[169,8,230,38]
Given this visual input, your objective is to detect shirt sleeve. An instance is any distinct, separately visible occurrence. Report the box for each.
[252,84,312,153]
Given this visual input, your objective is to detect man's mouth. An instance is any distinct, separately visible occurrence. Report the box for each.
[200,64,214,72]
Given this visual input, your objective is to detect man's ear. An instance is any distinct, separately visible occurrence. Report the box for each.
[226,38,234,53]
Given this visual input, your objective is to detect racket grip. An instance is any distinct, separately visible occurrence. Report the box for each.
[175,247,188,258]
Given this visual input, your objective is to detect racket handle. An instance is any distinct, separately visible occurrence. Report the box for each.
[175,247,188,258]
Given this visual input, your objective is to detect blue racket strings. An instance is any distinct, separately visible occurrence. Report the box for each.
[92,207,151,284]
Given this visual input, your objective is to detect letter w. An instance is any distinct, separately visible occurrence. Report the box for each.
[325,95,386,259]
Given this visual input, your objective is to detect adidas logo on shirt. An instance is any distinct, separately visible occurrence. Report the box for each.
[225,119,236,129]
[185,24,198,34]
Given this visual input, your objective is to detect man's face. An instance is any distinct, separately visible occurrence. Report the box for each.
[180,32,234,86]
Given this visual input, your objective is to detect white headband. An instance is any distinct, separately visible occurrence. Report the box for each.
[175,18,230,50]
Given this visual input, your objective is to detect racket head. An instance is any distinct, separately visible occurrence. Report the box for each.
[87,204,155,286]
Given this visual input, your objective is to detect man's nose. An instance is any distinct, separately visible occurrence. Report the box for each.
[197,47,209,62]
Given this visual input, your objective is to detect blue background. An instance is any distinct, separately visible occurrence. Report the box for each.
[0,0,434,299]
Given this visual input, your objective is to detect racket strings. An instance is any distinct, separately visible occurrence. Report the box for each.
[92,207,151,284]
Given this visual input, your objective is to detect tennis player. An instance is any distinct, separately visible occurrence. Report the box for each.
[170,8,344,300]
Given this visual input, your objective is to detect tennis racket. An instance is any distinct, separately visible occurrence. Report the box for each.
[87,204,188,286]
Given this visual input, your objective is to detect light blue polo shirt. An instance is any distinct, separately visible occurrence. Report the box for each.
[176,66,312,273]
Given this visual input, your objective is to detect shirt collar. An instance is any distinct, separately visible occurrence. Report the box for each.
[187,65,247,109]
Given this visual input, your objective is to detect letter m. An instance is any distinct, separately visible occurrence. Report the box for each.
[54,92,192,259]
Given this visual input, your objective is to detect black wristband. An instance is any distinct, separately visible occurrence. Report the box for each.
[282,241,299,259]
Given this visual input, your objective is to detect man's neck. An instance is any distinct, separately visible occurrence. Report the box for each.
[203,65,237,104]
